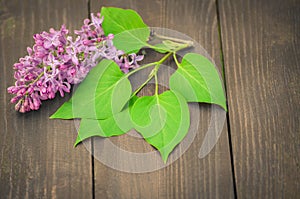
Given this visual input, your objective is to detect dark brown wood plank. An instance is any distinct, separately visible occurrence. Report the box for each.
[0,0,92,198]
[218,0,300,198]
[91,0,235,198]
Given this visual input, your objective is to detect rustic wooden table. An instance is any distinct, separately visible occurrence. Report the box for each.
[0,0,299,198]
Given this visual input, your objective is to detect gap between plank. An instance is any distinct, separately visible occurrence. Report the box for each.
[215,0,238,198]
[87,0,91,19]
[86,1,96,199]
[91,137,95,199]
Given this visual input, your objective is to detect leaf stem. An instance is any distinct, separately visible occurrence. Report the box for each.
[131,69,155,97]
[158,52,172,64]
[173,53,180,67]
[127,52,172,78]
[126,62,157,77]
[129,42,190,97]
[130,52,172,96]
[154,71,159,95]
[152,32,194,46]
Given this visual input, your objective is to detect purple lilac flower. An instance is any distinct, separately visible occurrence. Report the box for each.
[7,25,72,112]
[72,13,125,83]
[73,13,143,74]
[7,13,144,113]
[115,53,144,73]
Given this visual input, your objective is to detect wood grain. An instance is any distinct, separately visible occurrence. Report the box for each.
[6,0,299,198]
[91,0,234,198]
[0,0,92,198]
[218,0,300,198]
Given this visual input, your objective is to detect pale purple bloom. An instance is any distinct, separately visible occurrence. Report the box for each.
[115,53,144,73]
[8,25,73,112]
[8,12,144,113]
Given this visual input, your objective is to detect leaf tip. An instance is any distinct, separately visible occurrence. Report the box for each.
[74,136,82,147]
[224,105,228,112]
[162,158,168,164]
[220,100,228,112]
[74,141,80,148]
[159,150,170,164]
[49,114,56,119]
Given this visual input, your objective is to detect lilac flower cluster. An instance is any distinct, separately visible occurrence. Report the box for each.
[7,13,144,113]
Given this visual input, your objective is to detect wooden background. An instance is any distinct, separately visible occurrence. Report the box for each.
[0,0,299,198]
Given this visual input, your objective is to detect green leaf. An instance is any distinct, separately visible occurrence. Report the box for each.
[50,100,73,119]
[74,96,138,146]
[152,43,170,53]
[169,53,227,110]
[101,7,150,54]
[50,59,132,119]
[130,91,190,163]
[153,40,186,53]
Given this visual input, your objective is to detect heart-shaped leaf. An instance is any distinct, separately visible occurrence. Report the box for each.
[170,53,227,110]
[101,7,150,53]
[50,59,132,119]
[131,91,190,163]
[75,96,138,145]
